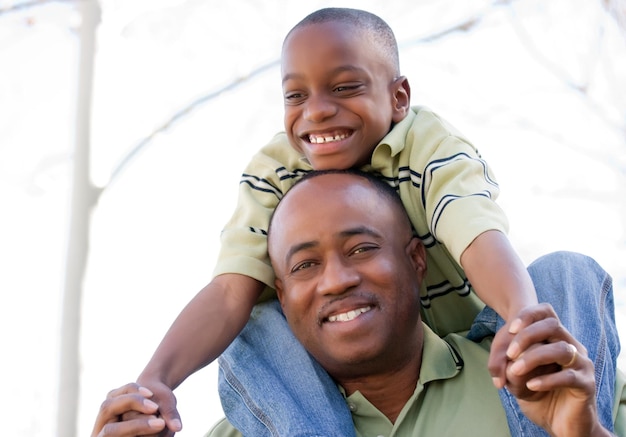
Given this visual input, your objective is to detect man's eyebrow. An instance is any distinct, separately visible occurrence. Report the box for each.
[339,226,383,240]
[285,241,318,266]
[283,226,383,265]
[282,65,367,85]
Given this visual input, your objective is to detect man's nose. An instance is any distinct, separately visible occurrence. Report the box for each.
[316,256,360,295]
[303,94,337,123]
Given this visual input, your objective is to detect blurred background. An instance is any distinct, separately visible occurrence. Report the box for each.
[1,0,625,436]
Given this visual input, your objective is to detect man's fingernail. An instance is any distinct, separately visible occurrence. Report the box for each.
[144,399,158,410]
[510,359,524,375]
[509,318,522,334]
[138,386,154,397]
[148,418,165,429]
[507,342,520,359]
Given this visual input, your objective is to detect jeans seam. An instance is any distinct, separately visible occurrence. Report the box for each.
[219,356,280,437]
[593,272,610,396]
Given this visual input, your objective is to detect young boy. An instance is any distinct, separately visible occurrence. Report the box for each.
[135,8,617,436]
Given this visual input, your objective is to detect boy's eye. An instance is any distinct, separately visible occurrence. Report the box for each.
[284,90,305,103]
[334,84,362,94]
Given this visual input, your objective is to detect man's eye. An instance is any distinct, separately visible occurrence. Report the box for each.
[351,245,378,255]
[292,261,315,272]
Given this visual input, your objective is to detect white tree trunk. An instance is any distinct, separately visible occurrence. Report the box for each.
[56,2,100,437]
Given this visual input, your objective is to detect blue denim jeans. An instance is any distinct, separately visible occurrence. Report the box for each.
[218,252,620,436]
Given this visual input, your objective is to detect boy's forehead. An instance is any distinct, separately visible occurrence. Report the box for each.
[283,20,367,55]
[281,21,391,80]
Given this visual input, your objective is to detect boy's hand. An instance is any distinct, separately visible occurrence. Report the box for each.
[135,377,182,437]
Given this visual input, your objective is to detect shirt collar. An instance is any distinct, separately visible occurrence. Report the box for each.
[365,108,416,174]
[339,321,463,401]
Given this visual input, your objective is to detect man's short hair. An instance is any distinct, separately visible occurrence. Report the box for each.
[268,169,410,242]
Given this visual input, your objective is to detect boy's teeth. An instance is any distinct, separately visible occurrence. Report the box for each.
[328,306,372,323]
[309,133,348,144]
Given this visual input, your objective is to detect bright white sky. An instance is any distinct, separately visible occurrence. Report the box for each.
[1,1,625,436]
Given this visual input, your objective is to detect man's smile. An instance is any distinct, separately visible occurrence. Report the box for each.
[327,305,372,323]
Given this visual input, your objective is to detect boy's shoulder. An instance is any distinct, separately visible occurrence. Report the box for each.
[406,106,473,143]
[244,132,312,179]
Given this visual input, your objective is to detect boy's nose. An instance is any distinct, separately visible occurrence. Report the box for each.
[303,95,337,123]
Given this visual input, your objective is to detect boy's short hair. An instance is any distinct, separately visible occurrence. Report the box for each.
[284,7,400,76]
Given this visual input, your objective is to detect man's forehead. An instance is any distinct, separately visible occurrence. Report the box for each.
[272,174,392,236]
[281,173,372,208]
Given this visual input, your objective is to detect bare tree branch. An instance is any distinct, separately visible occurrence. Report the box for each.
[105,58,279,188]
[0,0,73,15]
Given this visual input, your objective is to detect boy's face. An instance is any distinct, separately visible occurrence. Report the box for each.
[281,21,409,170]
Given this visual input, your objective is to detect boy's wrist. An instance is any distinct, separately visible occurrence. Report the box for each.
[138,363,176,389]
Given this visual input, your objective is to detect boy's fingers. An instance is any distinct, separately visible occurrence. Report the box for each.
[507,303,557,336]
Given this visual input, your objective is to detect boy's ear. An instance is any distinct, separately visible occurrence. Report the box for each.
[391,76,411,123]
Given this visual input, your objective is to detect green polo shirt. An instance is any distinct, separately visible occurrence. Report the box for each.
[206,326,626,436]
[206,326,505,437]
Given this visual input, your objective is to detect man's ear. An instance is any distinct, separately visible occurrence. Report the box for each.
[407,236,427,279]
[275,278,285,304]
[391,76,411,123]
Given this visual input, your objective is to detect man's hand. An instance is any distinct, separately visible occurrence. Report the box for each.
[503,304,611,437]
[91,383,166,437]
[488,320,515,389]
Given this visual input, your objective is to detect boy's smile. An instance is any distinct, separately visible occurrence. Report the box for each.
[281,21,410,170]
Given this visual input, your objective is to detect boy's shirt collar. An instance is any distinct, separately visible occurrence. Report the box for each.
[367,108,417,173]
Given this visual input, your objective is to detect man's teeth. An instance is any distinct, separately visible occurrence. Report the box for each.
[309,133,348,144]
[327,306,372,323]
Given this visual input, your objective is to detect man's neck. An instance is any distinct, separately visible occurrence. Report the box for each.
[339,347,423,423]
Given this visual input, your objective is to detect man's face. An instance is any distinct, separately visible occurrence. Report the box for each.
[281,22,409,170]
[269,173,426,381]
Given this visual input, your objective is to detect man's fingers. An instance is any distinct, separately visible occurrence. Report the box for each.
[92,391,159,437]
[488,327,514,389]
[97,415,165,437]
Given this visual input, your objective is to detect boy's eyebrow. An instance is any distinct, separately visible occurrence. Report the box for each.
[282,65,368,84]
[283,226,383,265]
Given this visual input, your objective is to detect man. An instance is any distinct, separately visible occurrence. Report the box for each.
[93,170,623,437]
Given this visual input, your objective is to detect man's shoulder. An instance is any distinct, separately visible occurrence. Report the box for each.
[204,417,242,437]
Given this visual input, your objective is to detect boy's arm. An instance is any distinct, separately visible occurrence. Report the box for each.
[460,229,538,388]
[460,230,537,321]
[136,273,264,434]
